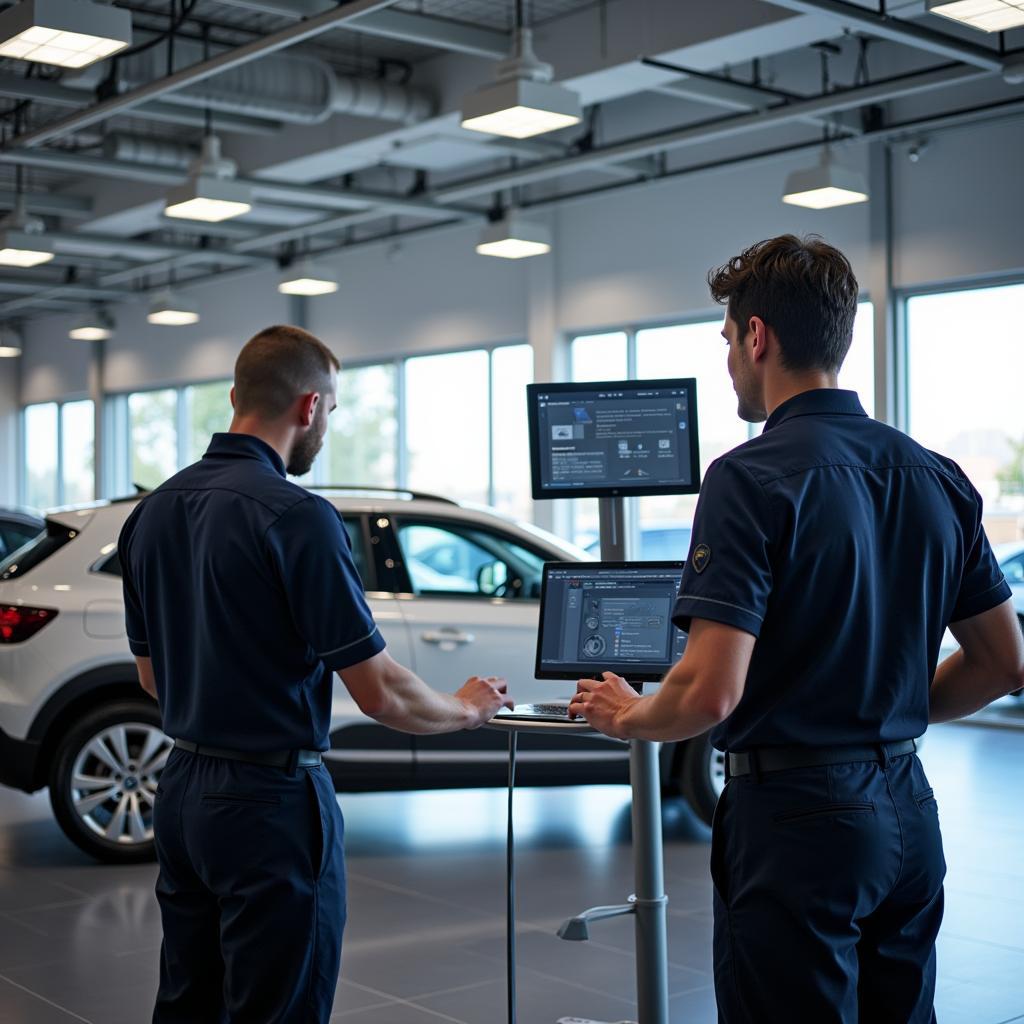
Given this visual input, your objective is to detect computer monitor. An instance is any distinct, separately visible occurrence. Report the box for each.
[536,561,687,683]
[527,378,701,500]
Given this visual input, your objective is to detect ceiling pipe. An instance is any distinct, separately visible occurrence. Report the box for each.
[0,188,91,218]
[71,38,434,126]
[6,0,403,149]
[213,0,510,60]
[759,0,1006,71]
[0,73,282,135]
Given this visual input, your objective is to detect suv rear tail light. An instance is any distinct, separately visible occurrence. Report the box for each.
[0,605,58,643]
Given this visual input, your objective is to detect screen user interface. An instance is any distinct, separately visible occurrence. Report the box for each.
[538,563,687,680]
[532,382,696,495]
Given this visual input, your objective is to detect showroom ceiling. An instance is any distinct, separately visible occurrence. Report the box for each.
[0,0,1017,320]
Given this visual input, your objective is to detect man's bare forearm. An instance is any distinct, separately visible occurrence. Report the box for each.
[615,680,728,742]
[929,649,1022,723]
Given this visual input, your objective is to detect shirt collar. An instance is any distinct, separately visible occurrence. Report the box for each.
[204,432,286,478]
[763,388,867,432]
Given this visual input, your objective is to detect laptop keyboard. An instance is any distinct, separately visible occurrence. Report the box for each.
[523,703,571,717]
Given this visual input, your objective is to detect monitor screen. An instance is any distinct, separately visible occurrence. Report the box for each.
[536,561,687,682]
[527,378,701,499]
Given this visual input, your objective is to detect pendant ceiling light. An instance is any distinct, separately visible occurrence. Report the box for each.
[278,258,338,296]
[164,135,252,223]
[0,0,131,69]
[782,150,869,210]
[461,1,581,140]
[0,325,23,357]
[476,210,551,259]
[147,290,199,326]
[69,307,113,341]
[926,0,1024,32]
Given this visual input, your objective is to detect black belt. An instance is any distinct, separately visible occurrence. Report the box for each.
[727,739,916,779]
[174,738,322,770]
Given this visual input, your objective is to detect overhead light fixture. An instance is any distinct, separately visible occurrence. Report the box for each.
[461,27,582,139]
[164,135,252,223]
[476,211,551,259]
[147,291,199,327]
[782,151,869,209]
[278,259,338,296]
[926,0,1024,32]
[69,307,113,341]
[0,196,54,267]
[0,0,131,68]
[0,326,23,358]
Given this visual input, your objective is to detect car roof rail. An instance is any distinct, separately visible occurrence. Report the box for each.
[307,485,459,506]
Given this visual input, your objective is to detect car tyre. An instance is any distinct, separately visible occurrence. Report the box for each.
[678,731,726,827]
[49,700,169,864]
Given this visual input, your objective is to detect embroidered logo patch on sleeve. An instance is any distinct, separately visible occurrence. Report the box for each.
[691,544,711,574]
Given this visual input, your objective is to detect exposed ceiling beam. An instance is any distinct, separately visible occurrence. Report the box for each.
[432,63,989,203]
[7,90,1024,317]
[0,189,91,218]
[0,150,482,222]
[213,0,509,59]
[760,0,1005,72]
[0,74,282,136]
[5,0,400,149]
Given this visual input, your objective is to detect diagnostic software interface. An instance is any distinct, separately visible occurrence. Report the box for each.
[527,379,700,499]
[536,562,687,682]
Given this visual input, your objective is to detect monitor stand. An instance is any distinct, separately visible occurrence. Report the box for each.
[558,496,671,1024]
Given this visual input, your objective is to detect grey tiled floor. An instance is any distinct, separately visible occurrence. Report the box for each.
[0,722,1023,1023]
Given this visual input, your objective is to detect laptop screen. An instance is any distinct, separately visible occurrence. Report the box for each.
[535,561,687,683]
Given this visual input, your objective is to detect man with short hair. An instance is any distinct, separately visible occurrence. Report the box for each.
[119,324,512,1023]
[569,236,1024,1022]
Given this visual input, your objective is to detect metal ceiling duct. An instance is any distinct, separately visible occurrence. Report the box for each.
[103,133,197,170]
[71,38,434,125]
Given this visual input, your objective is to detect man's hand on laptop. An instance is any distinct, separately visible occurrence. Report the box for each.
[568,672,640,738]
[457,675,513,727]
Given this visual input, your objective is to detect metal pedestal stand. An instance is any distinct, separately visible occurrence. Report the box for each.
[490,496,670,1024]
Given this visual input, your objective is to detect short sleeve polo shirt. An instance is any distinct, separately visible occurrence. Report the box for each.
[672,389,1010,752]
[118,433,386,752]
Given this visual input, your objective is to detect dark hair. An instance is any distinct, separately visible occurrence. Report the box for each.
[233,324,340,419]
[707,234,859,374]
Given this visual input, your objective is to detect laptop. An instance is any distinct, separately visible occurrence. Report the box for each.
[494,560,687,724]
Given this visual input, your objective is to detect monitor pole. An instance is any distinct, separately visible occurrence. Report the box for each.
[560,496,670,1024]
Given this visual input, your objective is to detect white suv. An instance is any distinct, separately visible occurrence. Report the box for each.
[0,489,723,863]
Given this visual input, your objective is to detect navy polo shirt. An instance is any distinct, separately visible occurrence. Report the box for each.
[673,389,1010,752]
[118,433,386,753]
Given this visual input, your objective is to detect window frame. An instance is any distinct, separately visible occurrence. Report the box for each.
[18,396,96,508]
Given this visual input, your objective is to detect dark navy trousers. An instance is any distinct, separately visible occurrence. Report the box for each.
[712,751,946,1023]
[152,748,346,1024]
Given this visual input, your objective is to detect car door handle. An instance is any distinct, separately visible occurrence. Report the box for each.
[421,629,475,646]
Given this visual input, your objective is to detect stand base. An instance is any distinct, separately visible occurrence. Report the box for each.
[556,1018,637,1024]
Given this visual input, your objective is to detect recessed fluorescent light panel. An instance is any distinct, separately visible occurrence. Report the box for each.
[927,0,1024,31]
[461,28,582,140]
[278,260,338,296]
[782,158,869,209]
[147,292,199,326]
[0,0,132,68]
[476,213,551,259]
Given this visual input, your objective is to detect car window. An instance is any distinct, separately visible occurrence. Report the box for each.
[639,528,692,562]
[341,517,370,588]
[1002,552,1024,584]
[0,522,43,559]
[395,521,545,599]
